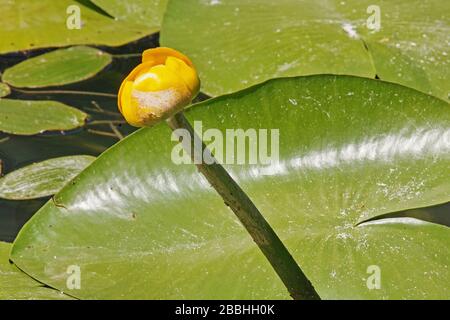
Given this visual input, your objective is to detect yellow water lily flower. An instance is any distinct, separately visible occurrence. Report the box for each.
[118,47,200,127]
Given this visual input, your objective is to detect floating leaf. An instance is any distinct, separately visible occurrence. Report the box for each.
[161,0,450,100]
[0,242,72,300]
[2,47,112,88]
[11,76,450,299]
[0,83,10,98]
[0,155,96,200]
[0,99,87,135]
[0,0,159,54]
[91,0,168,30]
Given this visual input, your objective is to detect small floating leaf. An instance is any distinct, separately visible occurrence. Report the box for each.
[0,155,95,200]
[2,46,112,88]
[0,83,10,97]
[0,99,87,135]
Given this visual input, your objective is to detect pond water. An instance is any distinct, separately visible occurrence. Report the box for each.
[0,34,157,241]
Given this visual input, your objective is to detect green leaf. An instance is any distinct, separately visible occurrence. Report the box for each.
[0,242,72,300]
[11,76,450,299]
[91,0,168,30]
[161,0,450,101]
[0,83,10,98]
[0,0,157,54]
[0,99,87,135]
[2,47,112,88]
[0,156,96,200]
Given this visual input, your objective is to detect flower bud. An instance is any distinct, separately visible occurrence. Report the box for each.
[118,47,200,127]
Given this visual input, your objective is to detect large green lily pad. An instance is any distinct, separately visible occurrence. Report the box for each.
[0,0,159,54]
[0,99,87,135]
[0,155,96,200]
[11,76,450,299]
[2,47,112,88]
[0,242,72,300]
[161,0,450,101]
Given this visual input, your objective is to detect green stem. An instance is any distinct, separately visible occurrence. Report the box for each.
[87,129,120,139]
[108,122,124,140]
[13,88,116,98]
[166,112,320,300]
[84,107,122,117]
[87,120,126,125]
[112,53,142,59]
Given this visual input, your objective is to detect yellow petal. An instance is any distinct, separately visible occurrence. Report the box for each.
[142,47,194,67]
[165,56,200,96]
[133,64,187,93]
[118,62,154,111]
[120,80,143,127]
[118,47,201,127]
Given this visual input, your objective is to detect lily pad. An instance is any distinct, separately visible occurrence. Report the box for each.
[0,155,96,200]
[0,242,72,300]
[0,83,10,98]
[0,0,158,54]
[161,0,450,100]
[10,76,450,299]
[91,0,168,30]
[0,99,87,135]
[2,46,112,88]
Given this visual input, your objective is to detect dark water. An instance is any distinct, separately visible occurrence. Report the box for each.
[0,35,160,242]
